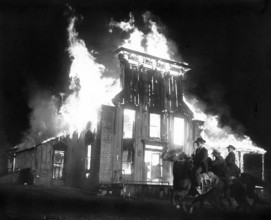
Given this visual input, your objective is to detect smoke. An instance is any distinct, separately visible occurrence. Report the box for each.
[19,10,121,149]
[184,95,265,153]
[25,90,68,145]
[185,93,245,137]
[109,12,135,32]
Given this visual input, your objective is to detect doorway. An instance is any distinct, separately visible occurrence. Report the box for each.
[144,145,163,183]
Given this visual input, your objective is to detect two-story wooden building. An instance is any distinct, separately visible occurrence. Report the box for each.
[1,48,197,194]
[1,48,265,198]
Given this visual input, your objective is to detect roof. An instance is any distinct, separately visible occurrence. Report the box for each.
[114,47,190,76]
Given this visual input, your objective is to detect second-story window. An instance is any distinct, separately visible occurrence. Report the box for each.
[123,109,135,138]
[149,113,161,139]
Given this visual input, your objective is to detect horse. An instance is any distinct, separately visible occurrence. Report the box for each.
[161,150,194,211]
[189,159,235,211]
[163,151,222,212]
[192,172,271,212]
[189,171,233,212]
[171,153,194,211]
[230,173,271,211]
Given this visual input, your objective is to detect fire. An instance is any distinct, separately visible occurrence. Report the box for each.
[111,12,265,155]
[25,16,121,146]
[184,97,266,155]
[58,17,120,135]
[110,12,172,60]
[202,115,266,154]
[183,96,207,121]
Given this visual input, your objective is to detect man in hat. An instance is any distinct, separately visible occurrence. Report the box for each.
[191,137,208,193]
[225,145,240,178]
[211,149,227,178]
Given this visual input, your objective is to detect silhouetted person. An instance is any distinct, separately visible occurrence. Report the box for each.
[225,145,240,178]
[211,149,227,178]
[192,137,208,193]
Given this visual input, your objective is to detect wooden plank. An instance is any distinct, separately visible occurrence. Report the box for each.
[164,75,169,112]
[112,106,123,179]
[134,69,139,105]
[124,64,131,104]
[158,73,164,110]
[174,78,179,108]
[132,68,138,105]
[177,76,182,108]
[138,69,144,105]
[134,106,144,182]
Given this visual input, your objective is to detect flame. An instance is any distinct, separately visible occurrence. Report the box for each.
[110,12,171,59]
[183,96,207,121]
[58,17,121,135]
[110,12,266,155]
[184,97,266,155]
[22,16,121,146]
[201,115,266,154]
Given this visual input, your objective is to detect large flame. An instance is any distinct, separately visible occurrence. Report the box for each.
[58,17,121,136]
[110,12,172,59]
[59,17,105,134]
[184,97,266,155]
[23,17,121,147]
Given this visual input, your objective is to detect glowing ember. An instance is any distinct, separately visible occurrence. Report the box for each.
[110,12,172,60]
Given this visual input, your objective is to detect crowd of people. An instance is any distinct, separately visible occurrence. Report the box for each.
[191,137,241,194]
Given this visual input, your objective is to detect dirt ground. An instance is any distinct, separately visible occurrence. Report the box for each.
[0,184,271,220]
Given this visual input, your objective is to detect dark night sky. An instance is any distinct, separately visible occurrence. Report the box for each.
[1,0,271,159]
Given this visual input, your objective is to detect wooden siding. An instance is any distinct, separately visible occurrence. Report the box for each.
[120,59,184,113]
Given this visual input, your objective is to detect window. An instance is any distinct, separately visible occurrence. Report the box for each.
[8,155,16,173]
[173,117,184,146]
[85,145,92,178]
[12,156,16,172]
[122,139,134,175]
[149,113,161,139]
[53,150,65,179]
[123,109,135,138]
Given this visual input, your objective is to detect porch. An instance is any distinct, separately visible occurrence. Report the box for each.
[98,181,172,200]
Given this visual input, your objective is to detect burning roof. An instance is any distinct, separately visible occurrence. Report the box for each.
[184,97,266,155]
[114,47,190,76]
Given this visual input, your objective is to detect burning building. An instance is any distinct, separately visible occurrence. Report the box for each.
[1,46,266,198]
[110,47,193,184]
[1,47,195,194]
[0,13,266,198]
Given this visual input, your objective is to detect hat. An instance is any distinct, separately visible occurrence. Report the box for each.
[227,145,236,150]
[194,137,206,144]
[212,149,220,156]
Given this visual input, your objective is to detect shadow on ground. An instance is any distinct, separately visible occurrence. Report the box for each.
[0,184,271,220]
